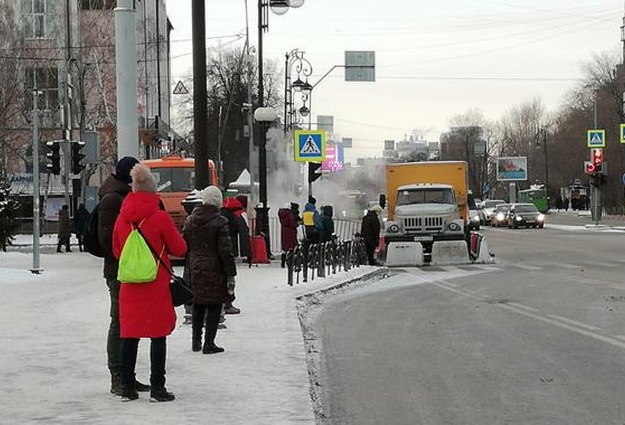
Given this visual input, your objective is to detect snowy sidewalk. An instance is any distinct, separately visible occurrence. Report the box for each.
[0,248,380,424]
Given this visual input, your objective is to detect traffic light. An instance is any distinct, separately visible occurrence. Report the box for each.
[591,148,603,173]
[585,161,596,174]
[71,141,86,174]
[45,141,61,175]
[308,162,322,183]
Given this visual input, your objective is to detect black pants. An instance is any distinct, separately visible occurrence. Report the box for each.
[365,242,376,265]
[57,236,70,252]
[120,337,167,390]
[106,278,121,377]
[192,304,222,347]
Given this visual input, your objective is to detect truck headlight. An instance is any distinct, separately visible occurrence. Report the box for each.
[448,222,461,231]
[388,224,399,233]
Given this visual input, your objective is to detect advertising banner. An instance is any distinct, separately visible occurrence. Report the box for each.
[496,156,527,181]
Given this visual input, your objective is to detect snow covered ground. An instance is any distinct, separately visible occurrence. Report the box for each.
[0,241,380,424]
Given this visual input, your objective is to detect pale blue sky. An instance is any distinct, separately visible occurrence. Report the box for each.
[165,0,623,162]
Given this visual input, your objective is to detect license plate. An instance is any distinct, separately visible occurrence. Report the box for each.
[526,219,535,223]
[414,236,433,242]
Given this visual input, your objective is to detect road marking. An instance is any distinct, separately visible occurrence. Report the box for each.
[557,263,579,269]
[613,335,625,341]
[583,261,620,268]
[547,314,601,331]
[507,302,539,312]
[431,281,625,351]
[513,264,542,271]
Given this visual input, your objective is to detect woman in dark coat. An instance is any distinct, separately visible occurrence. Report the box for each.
[183,186,237,354]
[320,205,334,243]
[57,205,72,252]
[360,205,382,266]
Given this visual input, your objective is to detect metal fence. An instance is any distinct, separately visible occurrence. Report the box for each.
[284,236,369,286]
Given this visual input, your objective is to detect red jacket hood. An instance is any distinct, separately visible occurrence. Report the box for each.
[223,197,243,211]
[119,192,161,224]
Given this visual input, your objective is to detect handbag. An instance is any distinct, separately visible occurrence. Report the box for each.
[136,227,194,307]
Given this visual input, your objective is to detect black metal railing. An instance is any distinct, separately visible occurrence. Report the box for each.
[285,236,368,286]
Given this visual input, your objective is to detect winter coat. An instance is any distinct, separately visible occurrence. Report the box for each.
[302,202,323,242]
[98,175,132,280]
[278,207,298,251]
[182,204,237,305]
[320,206,334,243]
[360,210,381,248]
[73,205,89,235]
[57,209,71,239]
[113,191,187,338]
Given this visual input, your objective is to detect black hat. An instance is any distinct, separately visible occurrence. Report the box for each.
[115,156,139,184]
[290,202,299,210]
[308,196,316,205]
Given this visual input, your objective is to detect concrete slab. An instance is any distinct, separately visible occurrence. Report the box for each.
[385,242,424,267]
[430,240,470,266]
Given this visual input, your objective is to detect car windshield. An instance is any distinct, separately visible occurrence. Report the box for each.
[515,204,538,213]
[496,205,511,212]
[397,188,455,205]
[149,167,195,192]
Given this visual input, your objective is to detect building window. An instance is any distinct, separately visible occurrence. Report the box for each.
[80,0,116,10]
[23,0,47,39]
[24,68,59,112]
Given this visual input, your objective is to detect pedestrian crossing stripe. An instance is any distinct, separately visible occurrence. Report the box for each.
[294,130,326,162]
[587,129,605,148]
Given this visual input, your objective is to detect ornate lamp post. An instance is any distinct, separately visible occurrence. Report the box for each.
[256,0,305,256]
[284,49,313,133]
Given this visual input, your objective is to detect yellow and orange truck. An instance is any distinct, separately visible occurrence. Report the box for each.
[383,161,469,251]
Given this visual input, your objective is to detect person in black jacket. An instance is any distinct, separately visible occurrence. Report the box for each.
[320,205,334,243]
[73,203,90,252]
[360,205,382,266]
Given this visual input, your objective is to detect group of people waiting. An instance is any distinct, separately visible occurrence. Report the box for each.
[277,195,383,267]
[97,156,239,403]
[55,203,90,253]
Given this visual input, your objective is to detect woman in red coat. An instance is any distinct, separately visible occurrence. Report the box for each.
[278,203,299,268]
[113,164,187,402]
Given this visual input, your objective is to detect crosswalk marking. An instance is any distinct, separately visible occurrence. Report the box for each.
[513,264,542,271]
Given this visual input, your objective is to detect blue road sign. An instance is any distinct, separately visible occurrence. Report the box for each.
[587,129,605,148]
[294,130,326,162]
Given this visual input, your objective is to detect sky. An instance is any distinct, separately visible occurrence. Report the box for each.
[164,0,624,163]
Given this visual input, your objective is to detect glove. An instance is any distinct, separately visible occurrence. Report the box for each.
[227,276,236,295]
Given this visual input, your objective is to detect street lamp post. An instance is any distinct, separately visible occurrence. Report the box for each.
[256,0,305,257]
[284,49,313,133]
[536,128,549,207]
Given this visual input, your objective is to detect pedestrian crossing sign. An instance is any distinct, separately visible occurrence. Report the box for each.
[587,129,605,148]
[294,130,326,162]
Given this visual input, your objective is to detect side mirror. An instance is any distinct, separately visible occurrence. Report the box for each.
[379,194,386,209]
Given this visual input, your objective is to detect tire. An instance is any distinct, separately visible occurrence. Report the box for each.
[539,224,544,229]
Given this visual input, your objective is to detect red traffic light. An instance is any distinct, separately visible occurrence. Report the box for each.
[591,148,603,166]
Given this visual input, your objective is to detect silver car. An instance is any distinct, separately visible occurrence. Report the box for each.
[481,199,506,226]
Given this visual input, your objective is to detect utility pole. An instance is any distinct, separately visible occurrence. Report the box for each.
[192,0,209,189]
[31,89,42,274]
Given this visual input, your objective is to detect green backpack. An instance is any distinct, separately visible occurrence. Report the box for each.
[117,221,158,283]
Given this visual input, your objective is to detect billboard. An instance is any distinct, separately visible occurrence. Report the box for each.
[496,156,528,181]
[317,115,334,134]
[322,143,344,172]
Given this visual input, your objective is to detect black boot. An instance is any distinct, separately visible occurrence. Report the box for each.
[150,387,175,402]
[110,374,122,396]
[202,304,224,354]
[281,252,286,268]
[121,382,138,402]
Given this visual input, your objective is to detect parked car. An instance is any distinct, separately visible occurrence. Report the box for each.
[490,203,512,227]
[480,199,506,225]
[506,203,545,228]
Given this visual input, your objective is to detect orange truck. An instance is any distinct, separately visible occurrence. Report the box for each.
[143,155,218,230]
[383,161,469,245]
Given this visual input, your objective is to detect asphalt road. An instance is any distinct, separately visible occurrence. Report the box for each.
[315,213,625,425]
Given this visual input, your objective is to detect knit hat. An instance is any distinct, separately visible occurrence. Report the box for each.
[370,205,383,213]
[308,196,317,205]
[115,156,139,184]
[130,164,158,193]
[200,185,223,208]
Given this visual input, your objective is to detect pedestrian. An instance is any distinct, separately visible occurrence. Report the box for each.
[113,163,187,402]
[181,190,203,325]
[278,202,299,268]
[56,205,72,252]
[302,196,323,245]
[97,155,151,396]
[320,205,335,243]
[360,205,382,266]
[221,197,240,256]
[235,195,251,262]
[73,203,89,252]
[183,185,237,354]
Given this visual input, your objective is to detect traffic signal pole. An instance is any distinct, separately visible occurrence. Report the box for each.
[31,89,42,273]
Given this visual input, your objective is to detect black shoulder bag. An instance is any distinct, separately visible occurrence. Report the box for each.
[135,226,194,307]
